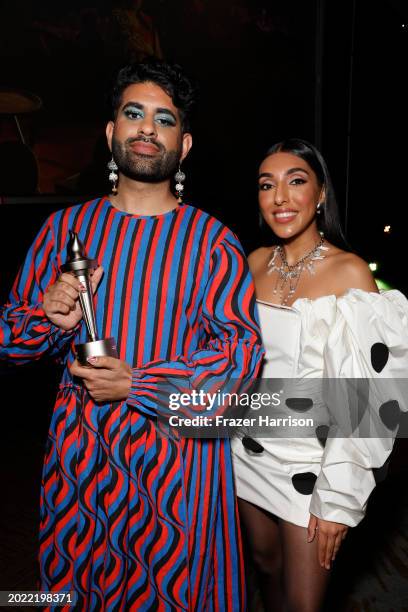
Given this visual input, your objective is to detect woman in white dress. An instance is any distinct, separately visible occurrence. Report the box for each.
[231,138,408,611]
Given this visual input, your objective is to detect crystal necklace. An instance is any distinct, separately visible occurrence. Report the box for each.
[267,235,329,306]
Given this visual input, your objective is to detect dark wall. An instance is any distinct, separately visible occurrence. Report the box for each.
[322,1,407,293]
[0,0,318,252]
[2,2,406,291]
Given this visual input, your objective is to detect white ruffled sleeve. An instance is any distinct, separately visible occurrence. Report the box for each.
[309,289,408,526]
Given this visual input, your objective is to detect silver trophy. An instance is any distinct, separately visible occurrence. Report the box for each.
[61,230,118,365]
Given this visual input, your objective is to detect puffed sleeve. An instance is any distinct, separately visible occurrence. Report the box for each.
[309,289,408,526]
[0,215,78,364]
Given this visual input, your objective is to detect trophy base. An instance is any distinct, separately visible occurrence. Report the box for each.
[76,337,118,366]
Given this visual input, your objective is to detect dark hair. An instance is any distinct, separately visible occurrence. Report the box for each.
[110,59,198,133]
[261,138,348,249]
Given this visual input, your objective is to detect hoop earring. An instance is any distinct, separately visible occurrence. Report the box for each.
[174,164,186,203]
[108,157,118,194]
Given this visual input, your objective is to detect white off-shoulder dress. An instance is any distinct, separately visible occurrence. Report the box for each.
[231,289,408,528]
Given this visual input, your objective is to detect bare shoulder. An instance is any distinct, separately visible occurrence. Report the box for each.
[326,248,379,293]
[247,246,273,274]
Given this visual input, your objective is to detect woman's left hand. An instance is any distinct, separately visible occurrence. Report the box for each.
[307,514,348,570]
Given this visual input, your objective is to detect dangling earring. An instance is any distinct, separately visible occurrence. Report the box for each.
[108,157,118,194]
[317,202,324,236]
[174,164,186,203]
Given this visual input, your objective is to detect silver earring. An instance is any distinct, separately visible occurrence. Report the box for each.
[316,202,322,215]
[108,157,118,194]
[174,165,186,203]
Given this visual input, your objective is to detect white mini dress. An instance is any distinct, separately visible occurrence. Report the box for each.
[231,289,408,528]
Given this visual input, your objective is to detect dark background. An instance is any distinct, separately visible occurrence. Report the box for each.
[0,0,408,292]
[0,1,407,290]
[1,1,408,609]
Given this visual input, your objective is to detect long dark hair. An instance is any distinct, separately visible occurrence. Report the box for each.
[261,138,348,249]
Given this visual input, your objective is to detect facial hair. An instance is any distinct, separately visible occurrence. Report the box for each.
[111,135,181,183]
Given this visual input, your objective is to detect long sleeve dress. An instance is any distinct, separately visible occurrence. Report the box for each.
[232,291,408,528]
[0,197,264,611]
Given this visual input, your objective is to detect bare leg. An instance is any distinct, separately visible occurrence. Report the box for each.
[238,498,284,611]
[280,520,330,612]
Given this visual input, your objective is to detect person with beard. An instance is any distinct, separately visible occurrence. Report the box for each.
[0,61,264,610]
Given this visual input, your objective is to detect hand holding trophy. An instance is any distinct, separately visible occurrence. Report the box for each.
[61,230,118,365]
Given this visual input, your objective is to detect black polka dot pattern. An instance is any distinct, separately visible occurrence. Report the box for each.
[285,398,313,412]
[371,343,389,373]
[315,425,329,447]
[242,436,264,454]
[379,400,400,430]
[292,472,317,495]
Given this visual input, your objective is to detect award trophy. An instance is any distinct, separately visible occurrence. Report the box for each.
[61,230,118,365]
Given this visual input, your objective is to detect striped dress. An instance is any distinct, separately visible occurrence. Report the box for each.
[0,198,264,611]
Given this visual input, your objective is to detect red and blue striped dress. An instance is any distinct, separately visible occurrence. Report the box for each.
[0,197,264,611]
